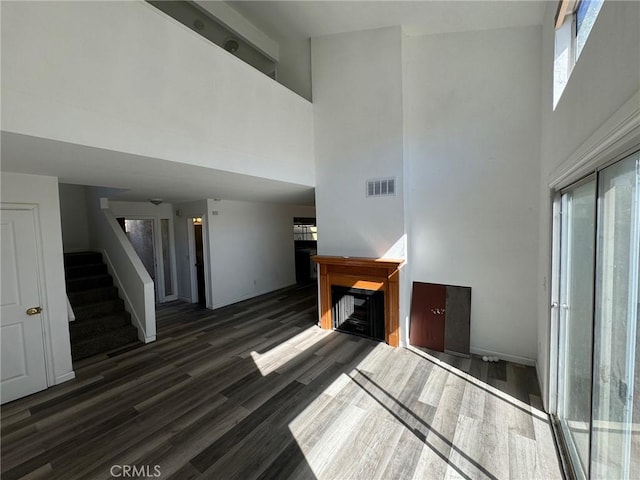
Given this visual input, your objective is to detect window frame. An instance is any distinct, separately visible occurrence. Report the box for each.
[552,0,604,108]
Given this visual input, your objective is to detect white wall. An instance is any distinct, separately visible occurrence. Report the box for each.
[312,27,405,259]
[312,25,542,361]
[1,1,314,187]
[208,200,314,308]
[109,200,174,220]
[1,172,74,385]
[174,198,315,309]
[541,1,640,169]
[58,183,90,253]
[404,26,543,365]
[537,1,640,406]
[276,37,312,101]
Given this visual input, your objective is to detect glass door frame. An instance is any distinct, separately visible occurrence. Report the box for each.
[552,149,640,479]
[554,173,598,480]
[590,153,640,479]
[123,215,178,303]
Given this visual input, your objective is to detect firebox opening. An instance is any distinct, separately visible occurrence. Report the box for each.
[331,286,385,342]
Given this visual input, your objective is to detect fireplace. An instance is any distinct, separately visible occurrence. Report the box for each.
[331,286,385,341]
[313,256,403,346]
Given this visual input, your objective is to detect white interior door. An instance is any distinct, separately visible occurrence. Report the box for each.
[1,208,48,404]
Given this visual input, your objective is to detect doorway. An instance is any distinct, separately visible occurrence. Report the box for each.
[1,207,48,403]
[293,217,317,284]
[124,218,157,300]
[189,216,207,306]
[117,217,177,303]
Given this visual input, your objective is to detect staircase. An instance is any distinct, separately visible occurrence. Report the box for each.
[65,252,141,361]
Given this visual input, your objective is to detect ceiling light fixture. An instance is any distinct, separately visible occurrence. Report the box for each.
[223,37,239,53]
[149,198,163,206]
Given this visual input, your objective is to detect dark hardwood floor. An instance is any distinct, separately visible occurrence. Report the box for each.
[1,285,562,479]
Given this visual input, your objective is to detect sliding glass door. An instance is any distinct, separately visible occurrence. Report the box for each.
[558,176,596,478]
[555,150,640,479]
[591,153,640,479]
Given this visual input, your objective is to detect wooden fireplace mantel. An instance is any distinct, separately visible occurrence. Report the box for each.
[312,256,403,347]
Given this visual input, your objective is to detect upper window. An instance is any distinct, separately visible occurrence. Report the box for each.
[553,0,604,108]
[576,0,604,57]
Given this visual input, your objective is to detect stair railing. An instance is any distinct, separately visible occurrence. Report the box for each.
[85,192,156,343]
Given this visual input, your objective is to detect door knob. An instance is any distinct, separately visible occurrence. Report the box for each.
[26,307,42,315]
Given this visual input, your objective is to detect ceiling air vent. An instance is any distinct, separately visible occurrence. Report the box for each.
[366,178,396,198]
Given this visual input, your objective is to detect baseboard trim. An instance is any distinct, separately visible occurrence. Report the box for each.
[101,248,150,343]
[211,283,298,310]
[470,347,536,366]
[55,371,76,385]
[535,360,549,412]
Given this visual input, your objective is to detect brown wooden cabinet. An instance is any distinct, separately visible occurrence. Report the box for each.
[409,283,446,351]
[409,281,471,356]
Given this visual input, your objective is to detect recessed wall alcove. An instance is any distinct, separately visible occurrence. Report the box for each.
[312,256,403,347]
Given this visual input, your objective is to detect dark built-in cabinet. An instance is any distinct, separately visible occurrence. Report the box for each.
[294,241,317,284]
[294,217,317,284]
[409,281,471,356]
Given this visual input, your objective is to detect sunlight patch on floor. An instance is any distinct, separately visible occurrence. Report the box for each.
[249,325,331,376]
[282,343,559,480]
[410,346,548,419]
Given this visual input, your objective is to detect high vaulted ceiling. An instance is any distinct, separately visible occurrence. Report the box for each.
[226,1,546,39]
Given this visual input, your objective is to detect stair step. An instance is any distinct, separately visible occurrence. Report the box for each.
[65,263,108,280]
[72,298,126,321]
[64,252,103,268]
[66,274,113,293]
[71,325,140,361]
[68,286,118,307]
[64,252,143,361]
[70,312,132,341]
